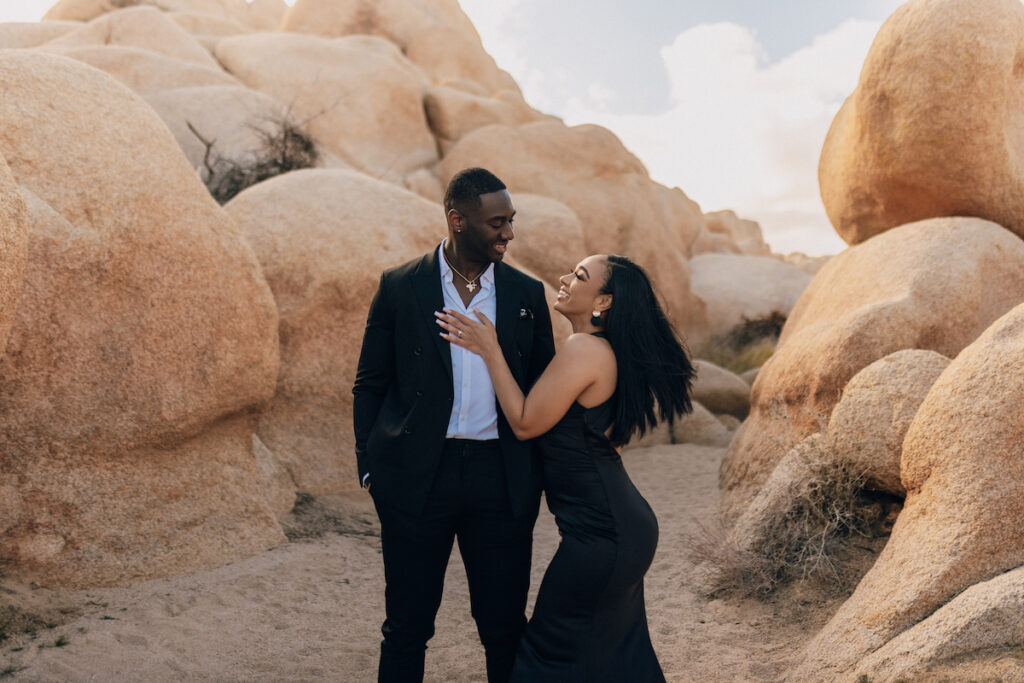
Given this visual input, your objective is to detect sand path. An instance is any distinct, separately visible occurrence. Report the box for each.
[1,444,828,681]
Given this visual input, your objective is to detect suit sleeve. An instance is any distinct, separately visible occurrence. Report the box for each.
[352,272,394,482]
[527,281,556,384]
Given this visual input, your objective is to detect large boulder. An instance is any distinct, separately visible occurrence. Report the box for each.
[819,0,1024,245]
[824,349,949,496]
[691,360,750,420]
[280,0,515,95]
[854,566,1024,681]
[424,85,542,145]
[503,194,585,288]
[403,26,519,94]
[40,44,240,94]
[720,217,1024,518]
[0,51,282,587]
[215,33,438,182]
[438,121,709,344]
[42,6,220,68]
[44,0,254,22]
[0,156,28,355]
[703,210,769,255]
[689,253,811,339]
[793,302,1024,679]
[0,21,80,49]
[281,0,476,47]
[224,168,441,494]
[671,401,734,448]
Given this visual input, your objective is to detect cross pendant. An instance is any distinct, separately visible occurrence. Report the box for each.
[466,281,477,292]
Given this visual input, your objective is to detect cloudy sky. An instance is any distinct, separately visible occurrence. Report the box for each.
[3,0,908,254]
[458,0,911,256]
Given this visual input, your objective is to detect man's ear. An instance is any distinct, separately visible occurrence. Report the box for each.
[446,208,464,232]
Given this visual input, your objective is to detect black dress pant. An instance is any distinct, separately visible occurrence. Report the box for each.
[374,439,539,683]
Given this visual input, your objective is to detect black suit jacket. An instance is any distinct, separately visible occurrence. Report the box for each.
[352,246,555,516]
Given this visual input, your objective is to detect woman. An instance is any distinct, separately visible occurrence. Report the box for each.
[435,254,694,682]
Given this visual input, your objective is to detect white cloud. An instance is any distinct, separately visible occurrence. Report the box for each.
[557,19,882,256]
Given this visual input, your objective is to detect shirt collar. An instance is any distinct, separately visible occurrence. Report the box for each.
[438,241,495,288]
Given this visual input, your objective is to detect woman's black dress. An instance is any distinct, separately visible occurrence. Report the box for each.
[510,374,665,682]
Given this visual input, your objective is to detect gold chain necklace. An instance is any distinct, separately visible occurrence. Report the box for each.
[442,250,484,292]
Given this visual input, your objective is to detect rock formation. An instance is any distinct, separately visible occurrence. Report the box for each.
[720,217,1024,518]
[689,254,811,339]
[281,0,517,96]
[703,210,770,255]
[0,51,283,588]
[823,349,949,496]
[0,0,801,595]
[672,402,734,448]
[853,565,1024,681]
[691,360,751,420]
[41,44,242,94]
[42,6,220,67]
[793,302,1024,679]
[143,85,292,174]
[819,0,1024,244]
[215,32,437,182]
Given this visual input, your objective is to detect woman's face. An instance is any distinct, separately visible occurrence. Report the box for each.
[554,254,609,317]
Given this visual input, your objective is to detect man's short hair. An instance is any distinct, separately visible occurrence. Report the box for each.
[443,168,507,212]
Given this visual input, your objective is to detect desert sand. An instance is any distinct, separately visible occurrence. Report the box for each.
[1,444,843,682]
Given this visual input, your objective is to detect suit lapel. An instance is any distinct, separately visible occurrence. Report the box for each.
[412,245,453,379]
[494,261,525,386]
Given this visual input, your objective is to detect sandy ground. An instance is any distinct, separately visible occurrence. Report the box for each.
[0,444,844,682]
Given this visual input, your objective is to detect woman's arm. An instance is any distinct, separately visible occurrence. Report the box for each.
[436,309,609,440]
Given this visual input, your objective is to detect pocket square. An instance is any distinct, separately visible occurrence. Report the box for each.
[519,308,533,319]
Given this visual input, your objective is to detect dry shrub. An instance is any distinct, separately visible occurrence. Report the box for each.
[188,114,319,205]
[696,311,786,374]
[752,455,873,591]
[688,444,894,599]
[684,516,775,596]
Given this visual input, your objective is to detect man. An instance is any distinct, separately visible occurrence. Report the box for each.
[353,167,555,682]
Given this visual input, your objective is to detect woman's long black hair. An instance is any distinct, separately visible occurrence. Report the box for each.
[598,255,695,447]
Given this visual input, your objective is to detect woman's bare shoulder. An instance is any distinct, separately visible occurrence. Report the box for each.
[559,332,615,361]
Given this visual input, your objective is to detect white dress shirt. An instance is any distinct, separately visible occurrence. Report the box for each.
[439,242,499,440]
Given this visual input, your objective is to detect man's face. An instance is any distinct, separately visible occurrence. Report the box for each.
[454,189,515,264]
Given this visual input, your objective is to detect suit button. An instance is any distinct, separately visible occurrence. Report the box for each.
[403,426,413,434]
[518,350,523,357]
[413,347,422,356]
[415,390,423,397]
